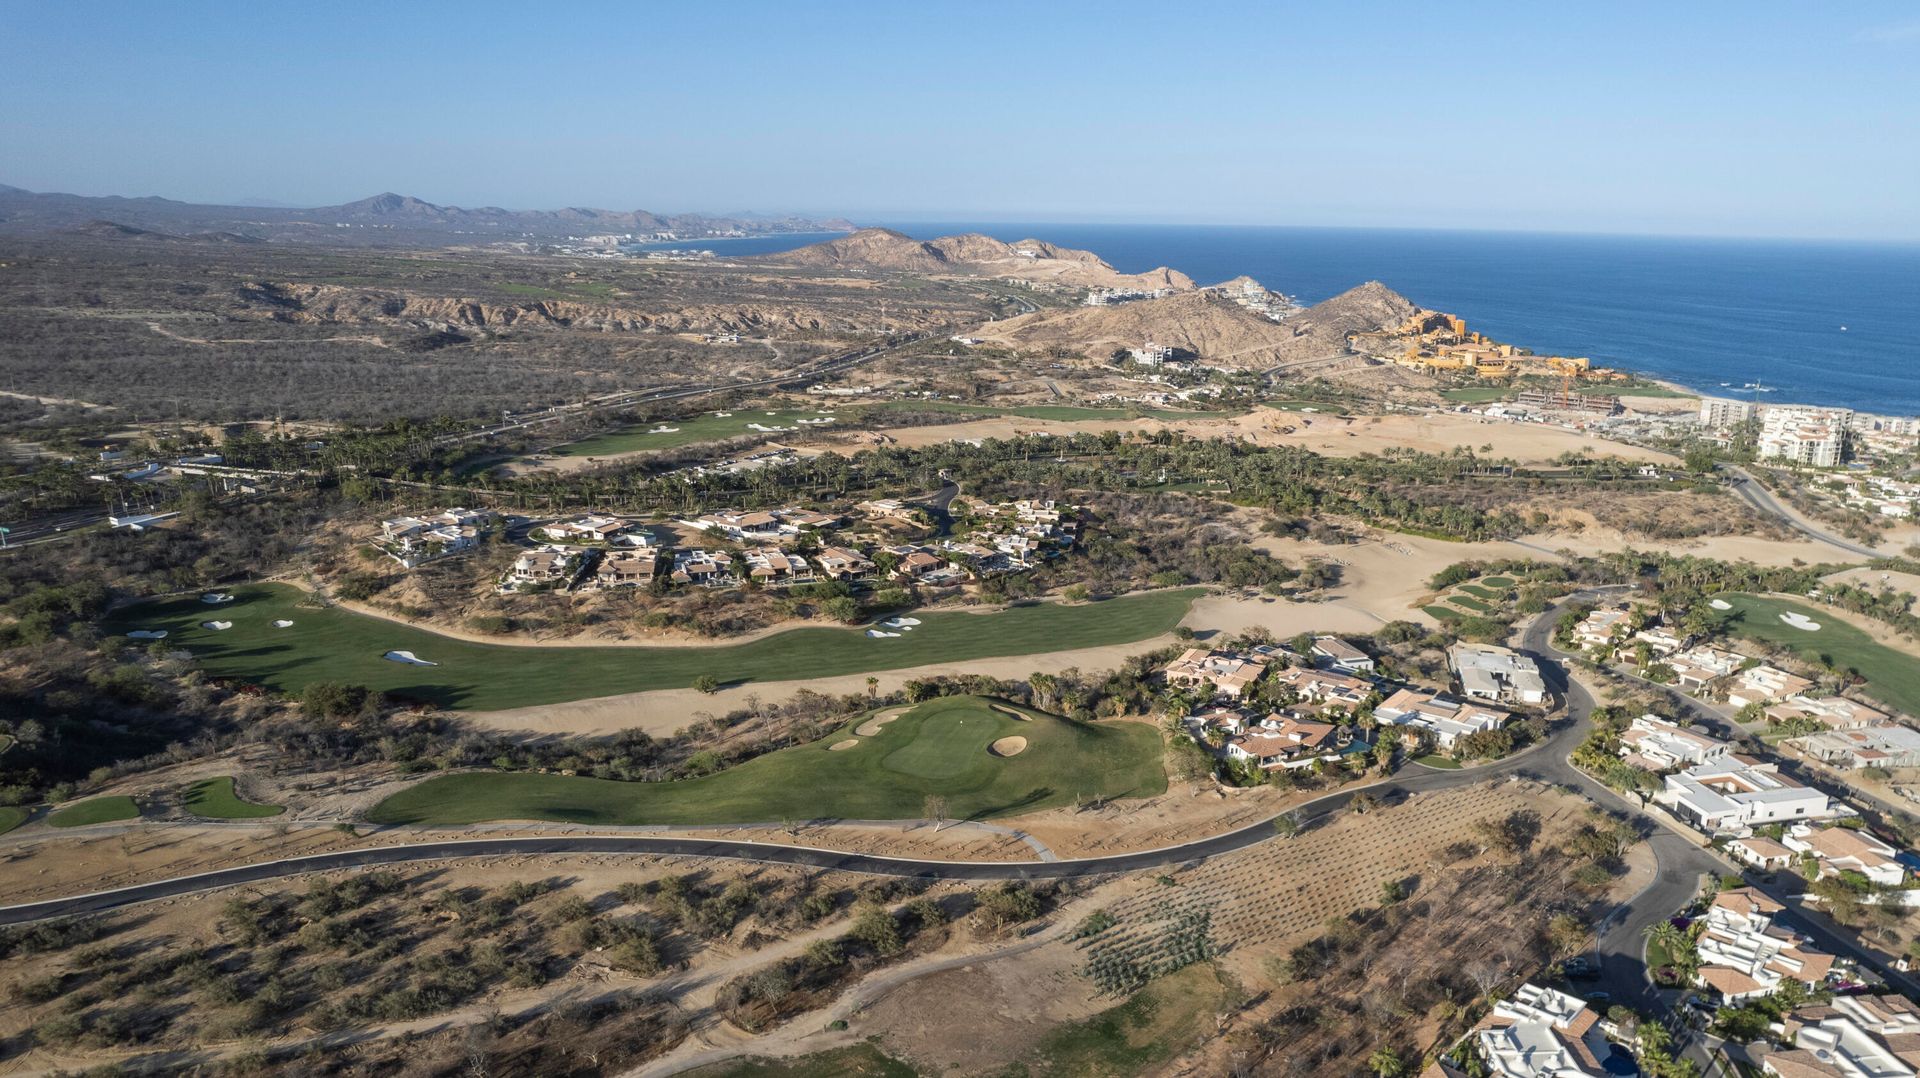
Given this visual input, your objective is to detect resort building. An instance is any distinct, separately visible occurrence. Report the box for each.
[1468,982,1612,1078]
[1695,887,1834,1002]
[1699,397,1756,429]
[1787,722,1920,770]
[1449,643,1548,706]
[1310,635,1375,674]
[1164,649,1269,700]
[1782,824,1909,887]
[1661,756,1834,833]
[1769,994,1920,1077]
[1758,407,1852,469]
[1373,687,1506,750]
[1726,665,1817,710]
[1617,714,1730,772]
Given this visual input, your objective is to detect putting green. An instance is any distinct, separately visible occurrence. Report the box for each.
[104,584,1201,712]
[367,696,1166,825]
[1710,594,1920,716]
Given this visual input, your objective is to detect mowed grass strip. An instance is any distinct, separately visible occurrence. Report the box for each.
[1422,605,1462,621]
[183,776,284,819]
[554,408,846,457]
[1712,594,1920,716]
[1448,595,1495,613]
[1480,576,1516,588]
[106,585,1200,712]
[368,696,1166,826]
[1457,584,1508,601]
[0,806,27,835]
[47,796,140,829]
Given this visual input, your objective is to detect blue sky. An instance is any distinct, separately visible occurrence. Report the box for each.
[2,2,1916,239]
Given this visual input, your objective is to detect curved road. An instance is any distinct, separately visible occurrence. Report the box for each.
[1722,465,1881,558]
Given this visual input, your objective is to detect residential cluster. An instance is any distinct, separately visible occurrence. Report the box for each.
[1170,636,1548,772]
[375,497,1081,599]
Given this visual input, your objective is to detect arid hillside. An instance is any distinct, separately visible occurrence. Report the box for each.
[967,280,1420,371]
[762,228,1195,291]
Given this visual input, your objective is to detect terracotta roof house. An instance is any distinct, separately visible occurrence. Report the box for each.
[1310,635,1375,674]
[1695,887,1834,1002]
[813,546,875,580]
[1164,649,1269,699]
[1727,665,1818,710]
[1789,722,1920,770]
[1783,824,1909,887]
[1374,687,1506,750]
[1225,714,1343,771]
[1726,836,1796,871]
[1769,994,1920,1077]
[1766,695,1891,731]
[592,549,658,588]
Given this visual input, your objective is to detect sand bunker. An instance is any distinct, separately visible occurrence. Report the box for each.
[854,706,910,737]
[987,736,1028,758]
[646,426,680,434]
[126,629,168,640]
[866,629,902,638]
[383,650,439,666]
[1780,612,1822,631]
[200,620,233,631]
[883,617,922,629]
[713,411,733,417]
[988,703,1032,722]
[828,739,860,751]
[1709,599,1733,611]
[272,619,294,628]
[201,593,235,604]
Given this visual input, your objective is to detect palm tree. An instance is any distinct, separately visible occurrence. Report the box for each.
[1367,1046,1404,1078]
[866,676,879,701]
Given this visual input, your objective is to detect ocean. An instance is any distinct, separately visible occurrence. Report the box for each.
[647,224,1920,415]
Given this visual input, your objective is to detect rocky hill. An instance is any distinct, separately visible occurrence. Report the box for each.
[965,281,1418,371]
[0,185,854,246]
[762,228,1194,291]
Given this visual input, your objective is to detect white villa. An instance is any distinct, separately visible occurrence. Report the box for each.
[1660,755,1834,834]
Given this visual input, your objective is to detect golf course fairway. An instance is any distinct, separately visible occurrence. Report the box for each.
[368,696,1166,825]
[105,584,1201,711]
[1710,593,1920,716]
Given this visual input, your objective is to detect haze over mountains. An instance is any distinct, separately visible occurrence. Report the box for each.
[0,184,855,246]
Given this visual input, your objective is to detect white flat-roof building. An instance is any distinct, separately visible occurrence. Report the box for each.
[1473,982,1612,1077]
[1450,643,1548,705]
[1759,407,1851,469]
[1770,994,1920,1077]
[1618,714,1730,771]
[1660,755,1834,833]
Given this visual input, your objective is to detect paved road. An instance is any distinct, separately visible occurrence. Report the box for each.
[1722,465,1880,558]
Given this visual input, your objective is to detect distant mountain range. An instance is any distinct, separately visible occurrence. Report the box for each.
[0,185,856,246]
